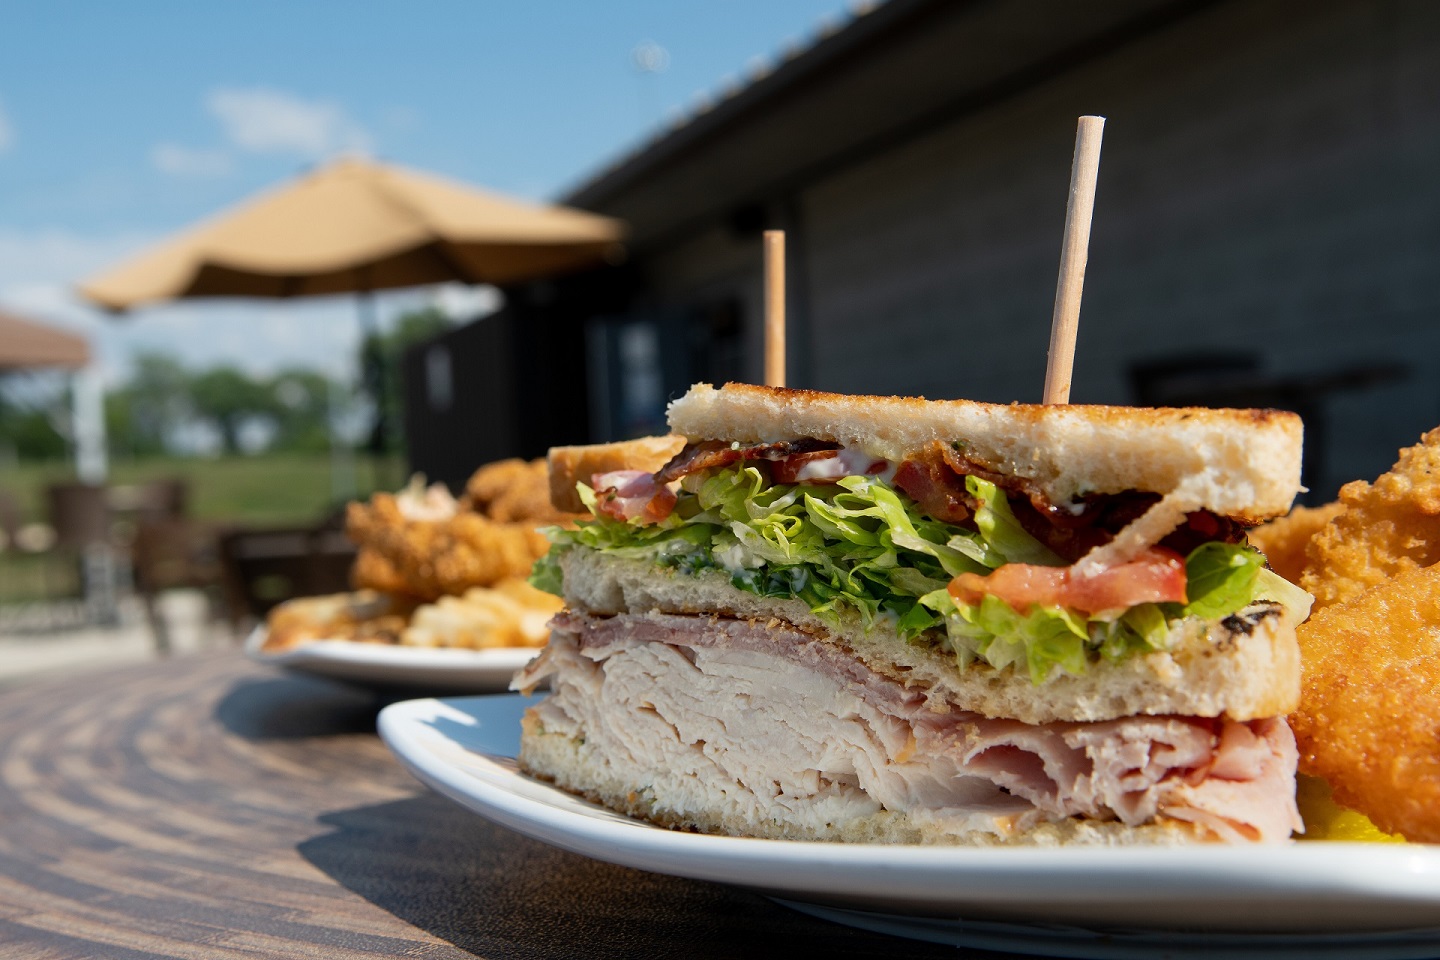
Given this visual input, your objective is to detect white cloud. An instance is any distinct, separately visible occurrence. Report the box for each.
[150,142,232,178]
[0,96,13,153]
[207,87,371,158]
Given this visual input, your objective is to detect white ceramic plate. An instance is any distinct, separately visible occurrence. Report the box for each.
[378,694,1440,959]
[244,627,539,693]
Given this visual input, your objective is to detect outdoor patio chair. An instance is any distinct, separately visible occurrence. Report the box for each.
[41,482,120,627]
[0,488,21,552]
[131,516,228,655]
[217,525,356,634]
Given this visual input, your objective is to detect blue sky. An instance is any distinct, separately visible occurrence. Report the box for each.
[0,0,852,381]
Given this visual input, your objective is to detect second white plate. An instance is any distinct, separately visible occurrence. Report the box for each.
[378,693,1440,959]
[245,627,539,692]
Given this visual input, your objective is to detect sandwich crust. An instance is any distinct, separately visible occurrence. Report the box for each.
[560,548,1301,725]
[548,435,687,513]
[667,383,1303,522]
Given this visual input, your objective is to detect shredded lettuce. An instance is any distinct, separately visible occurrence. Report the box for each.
[967,476,1065,566]
[532,464,1300,684]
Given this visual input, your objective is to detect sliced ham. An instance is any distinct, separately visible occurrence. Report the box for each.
[516,610,1302,844]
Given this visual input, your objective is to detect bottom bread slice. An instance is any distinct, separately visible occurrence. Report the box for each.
[515,610,1302,845]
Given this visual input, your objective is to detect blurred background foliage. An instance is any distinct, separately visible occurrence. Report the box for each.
[0,307,451,527]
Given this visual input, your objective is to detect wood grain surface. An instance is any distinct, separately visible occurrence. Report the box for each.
[0,652,1008,959]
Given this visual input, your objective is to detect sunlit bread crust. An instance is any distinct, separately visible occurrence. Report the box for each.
[548,435,687,513]
[667,383,1303,523]
[558,549,1301,725]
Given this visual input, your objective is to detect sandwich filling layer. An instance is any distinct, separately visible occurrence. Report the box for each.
[516,609,1302,844]
[532,439,1310,686]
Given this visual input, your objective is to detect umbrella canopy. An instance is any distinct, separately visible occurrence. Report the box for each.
[0,310,90,371]
[78,157,625,310]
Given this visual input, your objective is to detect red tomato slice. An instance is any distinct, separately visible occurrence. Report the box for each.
[948,546,1187,615]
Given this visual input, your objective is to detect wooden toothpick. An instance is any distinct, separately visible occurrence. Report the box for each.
[1043,115,1105,405]
[763,230,786,388]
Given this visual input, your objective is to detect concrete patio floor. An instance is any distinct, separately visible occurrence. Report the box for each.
[0,590,237,689]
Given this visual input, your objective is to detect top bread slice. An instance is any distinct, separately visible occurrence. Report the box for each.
[668,383,1303,522]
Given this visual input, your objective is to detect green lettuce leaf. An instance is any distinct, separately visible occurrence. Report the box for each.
[1183,541,1265,618]
[528,543,566,596]
[1252,567,1315,623]
[965,475,1065,566]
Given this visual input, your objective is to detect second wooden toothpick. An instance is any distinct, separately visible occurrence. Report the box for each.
[1043,115,1105,405]
[764,230,786,388]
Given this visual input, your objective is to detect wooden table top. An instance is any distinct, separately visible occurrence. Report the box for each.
[0,651,1009,959]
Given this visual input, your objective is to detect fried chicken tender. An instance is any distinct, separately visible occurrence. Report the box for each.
[1300,429,1440,612]
[465,458,577,523]
[344,458,582,601]
[1291,563,1440,842]
[1249,502,1344,585]
[351,548,421,599]
[345,494,552,601]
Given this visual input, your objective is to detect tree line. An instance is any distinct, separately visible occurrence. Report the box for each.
[0,307,452,462]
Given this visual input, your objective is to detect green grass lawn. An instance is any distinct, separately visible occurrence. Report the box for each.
[0,452,403,605]
[0,452,404,527]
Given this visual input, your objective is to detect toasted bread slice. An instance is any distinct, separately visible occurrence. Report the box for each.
[668,383,1303,522]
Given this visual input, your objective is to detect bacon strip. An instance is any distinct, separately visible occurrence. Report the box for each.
[653,438,839,484]
[891,455,972,523]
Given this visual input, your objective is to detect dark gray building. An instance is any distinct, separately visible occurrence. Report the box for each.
[408,0,1437,502]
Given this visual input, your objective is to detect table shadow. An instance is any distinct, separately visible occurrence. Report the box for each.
[299,794,998,960]
[214,675,381,741]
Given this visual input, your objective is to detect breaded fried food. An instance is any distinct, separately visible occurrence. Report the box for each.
[402,577,564,649]
[1249,502,1344,585]
[264,591,416,651]
[464,458,575,523]
[1301,429,1440,612]
[351,548,420,598]
[1291,563,1440,842]
[346,459,581,601]
[346,493,552,601]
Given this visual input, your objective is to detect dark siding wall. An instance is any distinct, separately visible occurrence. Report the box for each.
[788,0,1440,499]
[403,270,628,488]
[401,312,518,492]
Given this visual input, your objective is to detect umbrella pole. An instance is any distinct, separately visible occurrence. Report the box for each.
[327,375,357,504]
[356,288,400,492]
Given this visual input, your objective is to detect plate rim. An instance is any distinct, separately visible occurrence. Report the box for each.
[243,626,541,692]
[378,692,1440,939]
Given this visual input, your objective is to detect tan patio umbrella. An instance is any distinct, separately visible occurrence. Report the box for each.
[78,156,625,308]
[76,156,625,476]
[0,309,90,370]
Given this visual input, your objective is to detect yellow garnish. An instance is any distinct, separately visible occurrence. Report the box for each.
[1295,774,1406,842]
